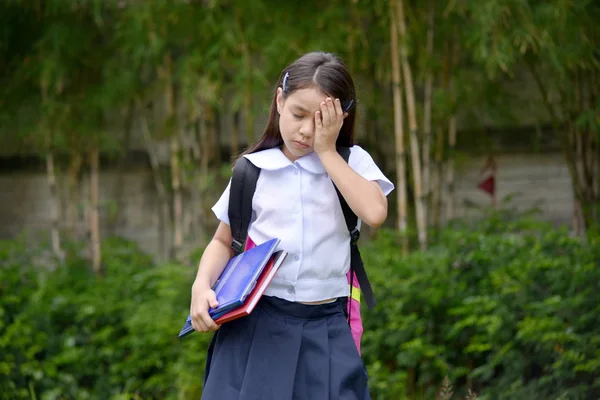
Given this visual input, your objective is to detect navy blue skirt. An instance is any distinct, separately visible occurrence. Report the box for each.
[201,296,370,400]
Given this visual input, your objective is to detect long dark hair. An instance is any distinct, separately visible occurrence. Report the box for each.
[239,51,357,158]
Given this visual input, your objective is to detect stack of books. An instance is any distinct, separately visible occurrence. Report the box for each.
[178,238,287,338]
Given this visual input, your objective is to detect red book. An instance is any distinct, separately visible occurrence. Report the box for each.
[214,250,287,324]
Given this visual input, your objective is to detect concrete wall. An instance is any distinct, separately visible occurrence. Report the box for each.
[0,152,574,259]
[454,153,573,225]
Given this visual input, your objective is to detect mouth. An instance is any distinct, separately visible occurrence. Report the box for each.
[293,140,310,150]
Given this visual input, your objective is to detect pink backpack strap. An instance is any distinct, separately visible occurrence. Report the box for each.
[346,270,363,355]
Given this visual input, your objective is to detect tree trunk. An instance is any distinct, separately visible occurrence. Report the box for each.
[389,0,409,254]
[527,61,600,233]
[89,147,102,277]
[422,0,435,227]
[397,0,427,250]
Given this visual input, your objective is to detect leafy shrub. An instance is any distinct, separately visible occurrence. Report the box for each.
[361,215,600,400]
[1,213,599,400]
[1,237,211,400]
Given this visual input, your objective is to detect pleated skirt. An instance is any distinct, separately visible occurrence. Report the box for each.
[201,295,371,400]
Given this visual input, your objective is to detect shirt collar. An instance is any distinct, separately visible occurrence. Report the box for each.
[243,147,327,175]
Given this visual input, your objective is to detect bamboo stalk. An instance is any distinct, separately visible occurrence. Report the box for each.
[422,0,435,227]
[67,151,82,239]
[398,0,427,250]
[89,147,102,277]
[171,135,183,257]
[165,53,184,258]
[389,0,409,254]
[41,77,63,258]
[46,152,63,258]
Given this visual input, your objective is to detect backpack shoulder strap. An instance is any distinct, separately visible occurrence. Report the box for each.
[335,146,377,309]
[228,156,261,256]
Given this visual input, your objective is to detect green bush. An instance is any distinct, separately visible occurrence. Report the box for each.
[1,212,599,399]
[0,237,211,400]
[361,214,600,400]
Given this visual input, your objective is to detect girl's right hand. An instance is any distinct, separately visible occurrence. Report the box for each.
[190,282,221,332]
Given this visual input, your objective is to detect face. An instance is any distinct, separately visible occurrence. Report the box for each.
[276,87,328,161]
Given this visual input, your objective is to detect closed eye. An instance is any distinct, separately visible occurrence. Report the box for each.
[292,113,303,120]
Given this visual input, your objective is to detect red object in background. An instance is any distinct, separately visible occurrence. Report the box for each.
[477,175,495,197]
[477,155,497,198]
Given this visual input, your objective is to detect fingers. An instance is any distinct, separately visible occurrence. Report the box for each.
[319,100,329,127]
[322,98,336,127]
[200,310,220,332]
[320,98,344,127]
[193,309,219,332]
[208,291,219,309]
[315,110,322,131]
[191,295,221,333]
[191,312,208,332]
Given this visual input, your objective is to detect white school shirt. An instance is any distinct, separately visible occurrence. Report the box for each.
[211,145,394,303]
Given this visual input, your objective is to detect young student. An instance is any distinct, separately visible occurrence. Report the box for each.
[190,51,394,400]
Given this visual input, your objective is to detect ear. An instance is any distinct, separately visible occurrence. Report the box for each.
[343,112,349,119]
[276,87,284,114]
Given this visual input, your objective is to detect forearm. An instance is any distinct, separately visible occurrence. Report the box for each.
[193,238,232,289]
[318,150,388,228]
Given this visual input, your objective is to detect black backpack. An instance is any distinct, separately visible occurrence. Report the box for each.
[227,146,376,309]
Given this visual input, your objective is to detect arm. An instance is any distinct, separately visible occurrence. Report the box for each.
[319,151,388,228]
[193,221,233,290]
[313,97,388,228]
[190,221,233,332]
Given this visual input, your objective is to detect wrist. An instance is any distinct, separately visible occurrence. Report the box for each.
[316,148,340,163]
[192,277,212,292]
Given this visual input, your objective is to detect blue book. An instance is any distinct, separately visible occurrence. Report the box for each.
[178,237,281,338]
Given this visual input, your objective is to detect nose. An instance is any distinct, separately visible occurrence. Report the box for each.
[299,119,314,137]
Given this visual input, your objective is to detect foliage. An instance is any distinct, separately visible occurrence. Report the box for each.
[0,237,210,400]
[2,213,599,399]
[361,211,600,399]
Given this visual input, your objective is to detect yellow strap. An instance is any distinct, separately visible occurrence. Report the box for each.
[349,285,361,303]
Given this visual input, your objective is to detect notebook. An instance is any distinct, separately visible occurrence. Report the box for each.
[178,238,282,338]
[214,250,287,324]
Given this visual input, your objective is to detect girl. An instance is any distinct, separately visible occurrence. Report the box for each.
[190,51,394,399]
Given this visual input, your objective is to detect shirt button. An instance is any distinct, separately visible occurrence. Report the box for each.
[293,254,300,261]
[293,169,299,175]
[287,287,295,294]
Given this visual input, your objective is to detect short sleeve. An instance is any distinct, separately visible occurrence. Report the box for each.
[211,179,232,225]
[349,145,395,196]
